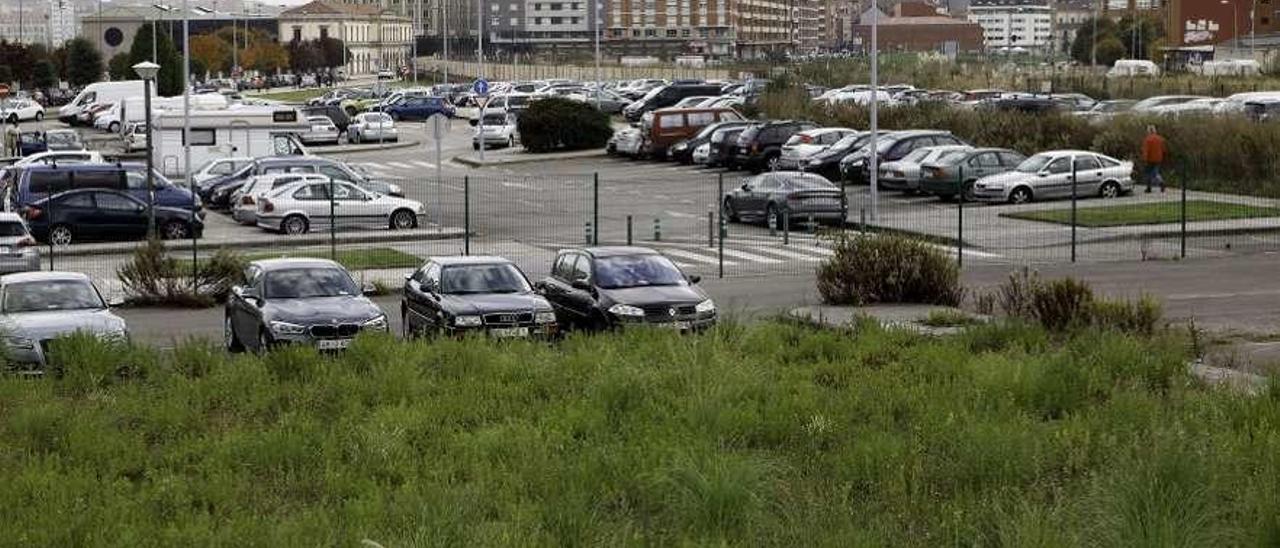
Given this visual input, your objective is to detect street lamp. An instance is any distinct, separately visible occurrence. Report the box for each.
[133,60,160,239]
[152,4,174,62]
[1221,0,1239,54]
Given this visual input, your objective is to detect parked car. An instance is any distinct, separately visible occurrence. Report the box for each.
[347,112,398,143]
[537,246,716,331]
[224,258,388,353]
[0,99,44,123]
[839,130,969,183]
[255,179,425,235]
[0,212,40,273]
[877,145,972,193]
[190,157,254,188]
[668,120,751,164]
[24,188,204,244]
[971,150,1134,204]
[231,173,329,225]
[1130,95,1209,113]
[300,115,341,146]
[721,171,847,227]
[200,156,404,208]
[401,256,558,338]
[640,107,743,159]
[567,89,630,114]
[11,150,104,167]
[300,105,352,133]
[692,142,711,165]
[799,132,878,179]
[0,271,128,372]
[17,132,48,156]
[607,127,644,157]
[384,96,455,121]
[706,125,749,168]
[472,111,519,150]
[776,127,858,170]
[1073,99,1137,122]
[6,163,201,215]
[919,147,1027,200]
[731,120,819,173]
[43,129,84,152]
[622,83,723,122]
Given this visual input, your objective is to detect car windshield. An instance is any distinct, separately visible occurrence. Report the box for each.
[3,280,105,312]
[440,263,531,294]
[780,174,836,189]
[901,148,933,163]
[0,221,28,236]
[264,267,359,299]
[593,254,687,290]
[1016,154,1054,173]
[46,132,79,146]
[935,150,971,165]
[308,116,330,124]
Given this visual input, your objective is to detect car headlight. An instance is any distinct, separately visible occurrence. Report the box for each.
[269,321,307,335]
[608,304,645,318]
[808,158,826,166]
[454,315,482,327]
[534,311,557,324]
[363,315,388,331]
[695,299,716,314]
[4,335,34,350]
[414,203,426,213]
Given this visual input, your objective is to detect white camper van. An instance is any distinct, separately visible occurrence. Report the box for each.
[152,106,311,177]
[1107,59,1160,77]
[58,80,149,125]
[118,93,230,134]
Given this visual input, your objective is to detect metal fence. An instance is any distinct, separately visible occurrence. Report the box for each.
[26,168,1280,301]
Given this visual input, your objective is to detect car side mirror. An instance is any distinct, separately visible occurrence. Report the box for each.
[570,279,592,291]
[688,275,702,284]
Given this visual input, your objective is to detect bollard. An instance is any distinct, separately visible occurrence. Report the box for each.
[718,215,726,279]
[627,215,633,246]
[653,218,662,241]
[584,221,593,244]
[768,209,777,237]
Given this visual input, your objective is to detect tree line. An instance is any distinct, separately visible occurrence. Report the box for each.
[0,38,104,90]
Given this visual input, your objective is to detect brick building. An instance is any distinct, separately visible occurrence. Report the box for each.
[849,2,984,51]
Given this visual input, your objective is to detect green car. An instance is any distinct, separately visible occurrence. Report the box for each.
[919,147,1026,201]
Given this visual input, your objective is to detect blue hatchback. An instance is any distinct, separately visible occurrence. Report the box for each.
[383,96,455,121]
[5,164,201,213]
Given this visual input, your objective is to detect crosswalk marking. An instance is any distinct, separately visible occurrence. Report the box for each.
[661,248,737,266]
[745,245,823,262]
[412,161,438,168]
[717,247,783,264]
[784,243,834,256]
[387,162,415,169]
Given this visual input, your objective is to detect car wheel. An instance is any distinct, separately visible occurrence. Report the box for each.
[108,122,120,134]
[282,215,309,235]
[34,111,43,121]
[766,154,781,171]
[49,225,73,246]
[390,209,417,230]
[161,220,190,240]
[1100,181,1121,199]
[1009,186,1033,204]
[962,179,978,202]
[722,198,739,223]
[225,315,244,353]
[390,112,401,121]
[5,114,15,124]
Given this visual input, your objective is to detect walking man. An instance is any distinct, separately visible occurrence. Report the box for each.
[1141,125,1166,193]
[3,119,20,158]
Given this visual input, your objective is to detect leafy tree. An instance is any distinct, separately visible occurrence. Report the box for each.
[190,58,207,81]
[242,41,289,72]
[0,65,12,85]
[1070,17,1118,65]
[190,34,231,76]
[64,38,104,87]
[317,37,348,69]
[108,52,132,80]
[32,59,57,89]
[1095,36,1127,67]
[0,40,39,85]
[127,24,183,95]
[288,40,323,73]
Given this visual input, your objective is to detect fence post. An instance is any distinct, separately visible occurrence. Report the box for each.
[464,176,471,255]
[653,218,661,241]
[191,172,199,288]
[957,165,964,267]
[1070,162,1078,263]
[585,221,593,244]
[1180,171,1188,258]
[626,215,633,246]
[592,172,599,245]
[783,209,790,245]
[329,177,337,261]
[859,207,866,234]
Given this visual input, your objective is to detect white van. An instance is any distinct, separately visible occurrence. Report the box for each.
[1107,59,1160,77]
[1194,59,1262,76]
[152,106,311,177]
[58,80,149,125]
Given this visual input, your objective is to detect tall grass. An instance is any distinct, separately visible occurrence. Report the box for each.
[0,323,1274,545]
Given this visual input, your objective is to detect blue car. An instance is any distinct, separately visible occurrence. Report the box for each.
[383,96,455,121]
[5,164,202,213]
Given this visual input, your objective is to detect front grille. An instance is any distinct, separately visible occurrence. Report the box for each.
[308,324,361,338]
[483,312,534,326]
[641,304,697,320]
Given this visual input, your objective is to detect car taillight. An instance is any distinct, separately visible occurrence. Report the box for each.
[15,236,35,247]
[20,206,41,220]
[241,195,255,205]
[260,199,274,213]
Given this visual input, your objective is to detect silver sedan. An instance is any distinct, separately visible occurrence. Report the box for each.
[971,150,1134,204]
[0,272,128,372]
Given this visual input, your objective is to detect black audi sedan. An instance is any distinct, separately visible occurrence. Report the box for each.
[224,258,389,352]
[538,247,716,331]
[401,256,558,338]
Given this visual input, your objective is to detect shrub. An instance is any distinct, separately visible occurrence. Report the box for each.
[516,96,613,153]
[988,270,1163,335]
[816,233,961,306]
[1091,295,1163,336]
[1031,278,1095,332]
[117,240,246,307]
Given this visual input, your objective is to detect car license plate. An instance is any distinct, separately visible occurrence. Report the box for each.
[316,339,351,350]
[491,327,529,338]
[664,321,691,330]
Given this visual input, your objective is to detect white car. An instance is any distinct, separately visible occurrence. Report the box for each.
[94,103,122,133]
[12,150,105,167]
[971,150,1134,204]
[777,127,857,170]
[256,179,426,235]
[124,122,148,152]
[231,173,329,225]
[878,145,973,193]
[347,112,398,143]
[190,157,254,187]
[300,115,340,146]
[0,99,44,123]
[608,127,643,157]
[473,112,519,150]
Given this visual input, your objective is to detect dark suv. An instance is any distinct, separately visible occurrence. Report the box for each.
[839,130,970,184]
[623,83,723,122]
[730,120,818,173]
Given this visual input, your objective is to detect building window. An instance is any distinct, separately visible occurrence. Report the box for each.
[510,17,518,24]
[491,4,498,11]
[550,2,563,10]
[319,25,329,40]
[551,16,563,23]
[535,17,543,23]
[510,3,518,11]
[571,16,580,23]
[292,26,302,42]
[632,28,641,36]
[666,28,677,37]
[645,28,656,36]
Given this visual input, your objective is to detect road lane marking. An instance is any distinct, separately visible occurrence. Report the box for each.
[717,248,783,264]
[501,181,536,190]
[661,248,736,265]
[412,161,437,168]
[784,243,834,256]
[665,210,697,219]
[745,245,823,261]
[387,162,415,169]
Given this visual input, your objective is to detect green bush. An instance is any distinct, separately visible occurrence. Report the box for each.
[816,233,961,306]
[117,240,246,307]
[990,269,1163,335]
[516,96,613,153]
[1031,278,1095,332]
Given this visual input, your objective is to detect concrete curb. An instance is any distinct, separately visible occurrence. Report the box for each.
[46,228,467,258]
[309,140,422,154]
[452,148,607,167]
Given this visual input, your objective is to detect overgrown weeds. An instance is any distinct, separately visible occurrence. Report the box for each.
[987,268,1163,335]
[816,233,961,306]
[117,239,245,307]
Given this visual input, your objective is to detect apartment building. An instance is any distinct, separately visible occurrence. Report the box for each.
[278,1,413,73]
[0,0,78,47]
[968,0,1054,52]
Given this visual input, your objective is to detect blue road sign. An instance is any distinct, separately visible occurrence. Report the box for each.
[472,78,490,96]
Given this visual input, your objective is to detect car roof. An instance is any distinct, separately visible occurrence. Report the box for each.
[564,246,661,258]
[0,271,92,285]
[250,258,344,271]
[429,255,515,266]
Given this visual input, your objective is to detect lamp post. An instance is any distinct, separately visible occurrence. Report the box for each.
[594,0,601,109]
[1221,0,1238,55]
[133,61,160,239]
[869,0,879,221]
[152,4,175,62]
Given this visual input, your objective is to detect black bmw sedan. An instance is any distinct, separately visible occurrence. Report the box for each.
[538,247,716,331]
[401,256,558,338]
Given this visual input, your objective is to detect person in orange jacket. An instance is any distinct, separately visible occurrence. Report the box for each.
[1141,124,1166,193]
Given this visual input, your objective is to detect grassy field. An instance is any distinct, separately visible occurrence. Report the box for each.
[179,247,420,271]
[2,321,1278,545]
[1001,200,1280,227]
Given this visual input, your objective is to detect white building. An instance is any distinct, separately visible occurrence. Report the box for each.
[0,0,78,46]
[968,0,1054,52]
[278,1,413,74]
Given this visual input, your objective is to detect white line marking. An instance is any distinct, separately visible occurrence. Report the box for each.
[665,210,697,219]
[661,248,736,265]
[717,248,784,264]
[387,162,415,169]
[744,245,823,261]
[785,243,834,256]
[501,181,536,190]
[412,161,437,168]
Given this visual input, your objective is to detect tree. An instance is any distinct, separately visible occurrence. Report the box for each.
[288,40,322,73]
[0,40,40,86]
[0,65,11,85]
[1095,36,1127,67]
[190,34,231,76]
[1070,17,1118,65]
[108,52,132,80]
[517,97,613,152]
[32,59,57,89]
[64,38,104,87]
[242,41,289,73]
[127,24,183,95]
[317,37,348,69]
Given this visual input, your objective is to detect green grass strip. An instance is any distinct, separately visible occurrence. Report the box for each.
[1001,200,1280,227]
[179,247,420,271]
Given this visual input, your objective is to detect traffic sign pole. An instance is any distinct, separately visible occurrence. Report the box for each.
[473,78,490,163]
